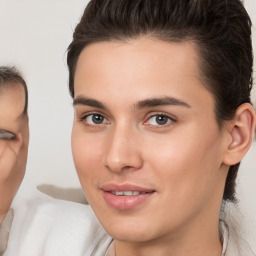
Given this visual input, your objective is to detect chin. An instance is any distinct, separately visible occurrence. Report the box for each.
[109,229,152,243]
[100,217,157,242]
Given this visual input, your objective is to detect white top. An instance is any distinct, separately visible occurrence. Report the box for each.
[2,191,111,256]
[1,191,255,256]
[0,209,13,255]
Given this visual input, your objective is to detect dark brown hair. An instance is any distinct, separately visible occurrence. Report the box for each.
[67,0,253,202]
[0,66,28,114]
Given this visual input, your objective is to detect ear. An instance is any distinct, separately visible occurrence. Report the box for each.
[223,103,256,166]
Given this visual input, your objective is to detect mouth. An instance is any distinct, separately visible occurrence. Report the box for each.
[110,191,151,196]
[101,184,156,210]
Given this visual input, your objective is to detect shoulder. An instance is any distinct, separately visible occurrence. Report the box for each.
[4,190,111,256]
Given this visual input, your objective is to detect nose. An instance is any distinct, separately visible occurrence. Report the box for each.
[104,126,143,173]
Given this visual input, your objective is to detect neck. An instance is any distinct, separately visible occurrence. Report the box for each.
[0,211,8,224]
[114,220,223,256]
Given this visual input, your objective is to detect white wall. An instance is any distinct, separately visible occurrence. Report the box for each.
[0,0,255,250]
[0,0,90,195]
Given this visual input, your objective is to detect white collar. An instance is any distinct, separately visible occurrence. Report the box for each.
[220,219,229,256]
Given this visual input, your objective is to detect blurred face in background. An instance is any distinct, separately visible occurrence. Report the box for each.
[0,84,29,223]
[71,38,230,252]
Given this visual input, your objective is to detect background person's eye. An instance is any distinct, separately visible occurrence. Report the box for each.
[0,129,16,140]
[146,115,172,126]
[85,114,107,125]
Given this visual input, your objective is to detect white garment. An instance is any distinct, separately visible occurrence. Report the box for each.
[2,191,111,256]
[219,219,255,256]
[1,191,255,256]
[0,209,13,255]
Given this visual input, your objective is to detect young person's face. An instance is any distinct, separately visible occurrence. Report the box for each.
[72,39,230,243]
[0,85,29,223]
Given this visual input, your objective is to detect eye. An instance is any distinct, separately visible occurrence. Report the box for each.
[83,113,109,125]
[145,114,174,126]
[0,129,16,140]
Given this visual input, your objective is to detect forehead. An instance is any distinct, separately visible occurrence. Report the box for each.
[75,38,201,86]
[0,84,26,121]
[74,38,214,106]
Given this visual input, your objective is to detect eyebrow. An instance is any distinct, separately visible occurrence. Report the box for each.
[73,97,106,109]
[73,96,191,110]
[135,96,191,109]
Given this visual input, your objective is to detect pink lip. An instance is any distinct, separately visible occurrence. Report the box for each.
[101,183,155,210]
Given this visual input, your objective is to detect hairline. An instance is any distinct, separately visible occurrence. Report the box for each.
[0,81,28,115]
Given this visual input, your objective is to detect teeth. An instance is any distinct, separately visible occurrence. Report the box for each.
[123,191,133,196]
[111,191,144,196]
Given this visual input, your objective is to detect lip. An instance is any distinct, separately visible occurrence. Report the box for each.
[101,183,156,210]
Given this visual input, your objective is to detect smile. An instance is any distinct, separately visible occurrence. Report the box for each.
[101,184,156,210]
[110,191,148,196]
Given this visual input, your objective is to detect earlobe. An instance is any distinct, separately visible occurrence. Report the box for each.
[223,103,256,166]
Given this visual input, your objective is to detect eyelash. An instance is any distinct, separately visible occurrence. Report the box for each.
[143,112,177,128]
[78,112,177,129]
[79,112,109,127]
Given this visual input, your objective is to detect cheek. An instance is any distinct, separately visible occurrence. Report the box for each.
[144,126,223,198]
[71,128,103,185]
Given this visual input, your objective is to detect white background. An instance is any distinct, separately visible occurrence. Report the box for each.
[0,0,255,250]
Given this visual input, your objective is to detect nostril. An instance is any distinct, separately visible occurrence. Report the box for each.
[104,159,143,173]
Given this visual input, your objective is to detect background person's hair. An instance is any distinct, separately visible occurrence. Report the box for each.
[67,0,253,202]
[0,66,28,114]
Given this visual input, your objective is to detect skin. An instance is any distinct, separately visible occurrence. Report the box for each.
[0,84,29,224]
[71,38,253,256]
